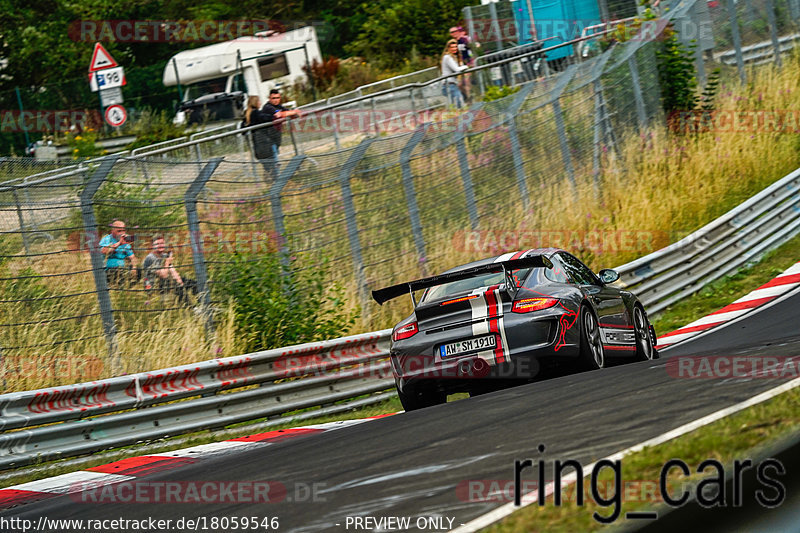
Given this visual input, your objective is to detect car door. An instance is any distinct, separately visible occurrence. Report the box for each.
[558,252,626,326]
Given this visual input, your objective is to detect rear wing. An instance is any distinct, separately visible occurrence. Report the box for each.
[372,255,553,305]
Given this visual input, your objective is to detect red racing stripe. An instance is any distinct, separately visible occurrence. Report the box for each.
[660,321,723,338]
[0,489,57,508]
[87,455,196,476]
[228,427,324,443]
[756,273,800,289]
[484,288,504,363]
[709,296,775,315]
[603,345,636,351]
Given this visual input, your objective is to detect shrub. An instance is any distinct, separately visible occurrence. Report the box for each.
[211,252,358,352]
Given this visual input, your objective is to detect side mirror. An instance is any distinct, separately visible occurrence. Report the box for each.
[598,269,620,284]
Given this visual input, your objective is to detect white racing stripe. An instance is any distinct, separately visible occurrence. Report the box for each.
[731,284,795,302]
[154,440,258,458]
[9,471,134,494]
[682,308,749,328]
[450,376,800,532]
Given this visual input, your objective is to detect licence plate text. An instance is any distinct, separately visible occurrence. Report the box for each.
[440,335,496,358]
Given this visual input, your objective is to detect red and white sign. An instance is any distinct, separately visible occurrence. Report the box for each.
[104,105,127,127]
[89,42,119,72]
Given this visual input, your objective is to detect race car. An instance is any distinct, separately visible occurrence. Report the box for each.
[372,248,658,411]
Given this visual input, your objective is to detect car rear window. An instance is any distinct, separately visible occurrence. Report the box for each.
[421,268,534,302]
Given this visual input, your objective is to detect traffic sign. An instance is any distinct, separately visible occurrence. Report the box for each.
[89,43,119,72]
[99,87,124,107]
[90,66,126,92]
[104,105,127,127]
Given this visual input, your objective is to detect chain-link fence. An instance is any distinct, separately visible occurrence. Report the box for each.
[1,0,797,390]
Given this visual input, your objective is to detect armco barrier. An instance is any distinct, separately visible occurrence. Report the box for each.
[0,330,392,470]
[2,165,799,471]
[615,166,800,313]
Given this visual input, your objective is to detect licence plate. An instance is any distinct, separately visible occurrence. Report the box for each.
[439,335,496,358]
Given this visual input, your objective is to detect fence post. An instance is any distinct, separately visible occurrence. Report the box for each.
[766,0,783,67]
[338,138,374,309]
[549,65,579,191]
[12,190,30,256]
[184,158,223,334]
[628,55,648,131]
[505,84,535,209]
[270,155,307,271]
[80,154,121,374]
[453,103,484,230]
[726,0,747,84]
[400,123,431,276]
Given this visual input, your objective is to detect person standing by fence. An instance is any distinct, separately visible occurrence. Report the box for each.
[450,26,475,103]
[441,39,468,108]
[242,95,277,179]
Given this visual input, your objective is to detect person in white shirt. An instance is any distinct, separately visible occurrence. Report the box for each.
[441,39,468,108]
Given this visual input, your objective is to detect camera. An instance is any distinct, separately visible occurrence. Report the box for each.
[123,234,134,243]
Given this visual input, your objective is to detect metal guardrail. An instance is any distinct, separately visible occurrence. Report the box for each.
[616,166,800,314]
[1,165,799,470]
[718,33,800,66]
[0,330,393,470]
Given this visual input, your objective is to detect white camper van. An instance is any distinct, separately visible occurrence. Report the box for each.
[163,26,322,124]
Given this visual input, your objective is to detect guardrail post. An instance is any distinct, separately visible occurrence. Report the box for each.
[454,103,484,230]
[338,138,374,310]
[628,55,648,131]
[766,0,782,67]
[726,0,747,84]
[184,158,223,334]
[81,154,122,374]
[270,155,307,271]
[400,123,431,276]
[505,84,535,209]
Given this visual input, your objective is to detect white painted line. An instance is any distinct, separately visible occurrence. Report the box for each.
[155,440,257,458]
[8,471,134,494]
[451,376,800,532]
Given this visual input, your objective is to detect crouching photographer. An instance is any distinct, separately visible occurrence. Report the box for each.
[142,236,197,306]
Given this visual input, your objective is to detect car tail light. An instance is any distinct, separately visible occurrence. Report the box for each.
[512,297,559,313]
[392,322,418,341]
[441,294,479,306]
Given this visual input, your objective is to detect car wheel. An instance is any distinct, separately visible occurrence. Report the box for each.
[633,306,657,361]
[395,379,446,411]
[579,305,605,370]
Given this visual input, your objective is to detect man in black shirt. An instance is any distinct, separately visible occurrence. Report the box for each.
[261,89,301,171]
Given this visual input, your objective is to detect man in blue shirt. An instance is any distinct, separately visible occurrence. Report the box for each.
[99,219,138,286]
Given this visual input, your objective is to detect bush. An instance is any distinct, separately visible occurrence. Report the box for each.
[124,109,189,151]
[211,252,358,352]
[482,85,520,102]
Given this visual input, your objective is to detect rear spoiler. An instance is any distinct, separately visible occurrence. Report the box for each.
[372,255,553,305]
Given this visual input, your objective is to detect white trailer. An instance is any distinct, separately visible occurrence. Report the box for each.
[163,26,322,124]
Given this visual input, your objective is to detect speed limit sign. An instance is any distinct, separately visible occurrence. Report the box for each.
[104,105,127,127]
